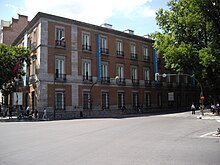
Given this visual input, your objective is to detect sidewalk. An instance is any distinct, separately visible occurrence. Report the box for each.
[196,111,220,122]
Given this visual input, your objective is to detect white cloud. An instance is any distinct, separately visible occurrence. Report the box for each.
[23,0,155,25]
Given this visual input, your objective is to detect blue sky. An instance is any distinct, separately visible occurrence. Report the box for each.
[0,0,169,35]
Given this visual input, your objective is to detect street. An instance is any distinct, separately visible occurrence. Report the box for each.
[0,111,220,165]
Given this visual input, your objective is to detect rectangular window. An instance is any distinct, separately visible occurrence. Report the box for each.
[118,92,125,108]
[144,67,150,85]
[143,46,149,60]
[55,58,65,80]
[116,40,124,56]
[132,92,139,108]
[131,44,137,59]
[145,93,151,107]
[83,92,90,109]
[101,37,108,54]
[83,61,92,82]
[117,65,124,79]
[82,33,91,51]
[32,59,36,76]
[102,92,109,109]
[101,63,110,83]
[55,27,65,47]
[157,93,162,107]
[55,91,65,110]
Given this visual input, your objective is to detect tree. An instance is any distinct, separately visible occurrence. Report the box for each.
[152,0,220,96]
[0,43,30,96]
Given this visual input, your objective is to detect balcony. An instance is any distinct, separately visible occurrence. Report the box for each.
[143,56,150,61]
[55,73,66,81]
[55,39,66,48]
[131,53,138,60]
[101,77,110,84]
[116,78,126,85]
[83,75,93,83]
[145,80,152,86]
[116,51,124,57]
[101,48,109,54]
[132,79,139,86]
[82,44,92,51]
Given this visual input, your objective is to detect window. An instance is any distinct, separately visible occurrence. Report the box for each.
[131,66,139,85]
[118,92,125,108]
[144,67,150,85]
[55,91,65,110]
[55,58,66,80]
[116,65,125,84]
[157,93,162,107]
[82,60,92,82]
[32,30,37,49]
[132,92,139,108]
[143,46,149,60]
[101,63,109,83]
[145,93,151,107]
[116,40,124,56]
[102,92,109,109]
[82,32,91,51]
[130,43,137,59]
[83,91,90,109]
[32,58,36,76]
[101,37,108,54]
[55,27,65,47]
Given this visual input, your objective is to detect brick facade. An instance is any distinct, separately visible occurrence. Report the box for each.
[12,12,199,119]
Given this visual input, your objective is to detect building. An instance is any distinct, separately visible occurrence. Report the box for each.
[12,12,199,119]
[0,14,28,45]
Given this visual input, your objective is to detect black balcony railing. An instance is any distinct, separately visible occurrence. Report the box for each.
[132,79,139,86]
[83,75,93,83]
[55,74,66,81]
[116,78,126,85]
[131,53,138,59]
[145,80,151,86]
[82,44,92,51]
[101,48,109,54]
[116,51,124,57]
[101,77,110,84]
[55,40,66,48]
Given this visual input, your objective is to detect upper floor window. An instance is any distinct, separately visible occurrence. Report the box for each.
[144,67,150,81]
[101,36,109,54]
[116,40,124,57]
[82,32,91,51]
[131,66,139,85]
[55,27,66,47]
[82,60,92,82]
[130,43,137,59]
[116,64,126,85]
[143,46,149,61]
[101,62,110,83]
[55,57,66,80]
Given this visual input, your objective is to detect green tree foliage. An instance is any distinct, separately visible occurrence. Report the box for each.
[0,43,30,95]
[152,0,220,92]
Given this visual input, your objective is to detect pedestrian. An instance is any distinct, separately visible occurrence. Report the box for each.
[42,108,47,120]
[191,103,196,115]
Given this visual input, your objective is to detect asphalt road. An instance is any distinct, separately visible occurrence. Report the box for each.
[0,111,219,165]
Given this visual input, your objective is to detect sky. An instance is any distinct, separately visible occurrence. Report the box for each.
[0,0,169,36]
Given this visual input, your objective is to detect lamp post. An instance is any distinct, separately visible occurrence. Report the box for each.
[155,73,204,114]
[89,76,119,112]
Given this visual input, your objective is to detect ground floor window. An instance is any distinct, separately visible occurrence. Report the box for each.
[55,91,65,110]
[145,93,151,107]
[83,92,90,109]
[132,92,139,108]
[102,92,109,109]
[118,92,125,108]
[157,93,162,107]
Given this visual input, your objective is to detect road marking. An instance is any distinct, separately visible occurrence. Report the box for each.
[200,131,220,138]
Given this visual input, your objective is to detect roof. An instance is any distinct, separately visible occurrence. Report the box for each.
[13,12,154,45]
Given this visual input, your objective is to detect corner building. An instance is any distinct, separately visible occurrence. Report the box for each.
[13,12,199,119]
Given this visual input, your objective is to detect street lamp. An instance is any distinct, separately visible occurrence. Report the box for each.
[89,76,119,112]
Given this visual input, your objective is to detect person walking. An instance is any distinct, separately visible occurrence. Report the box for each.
[191,103,196,115]
[42,108,47,120]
